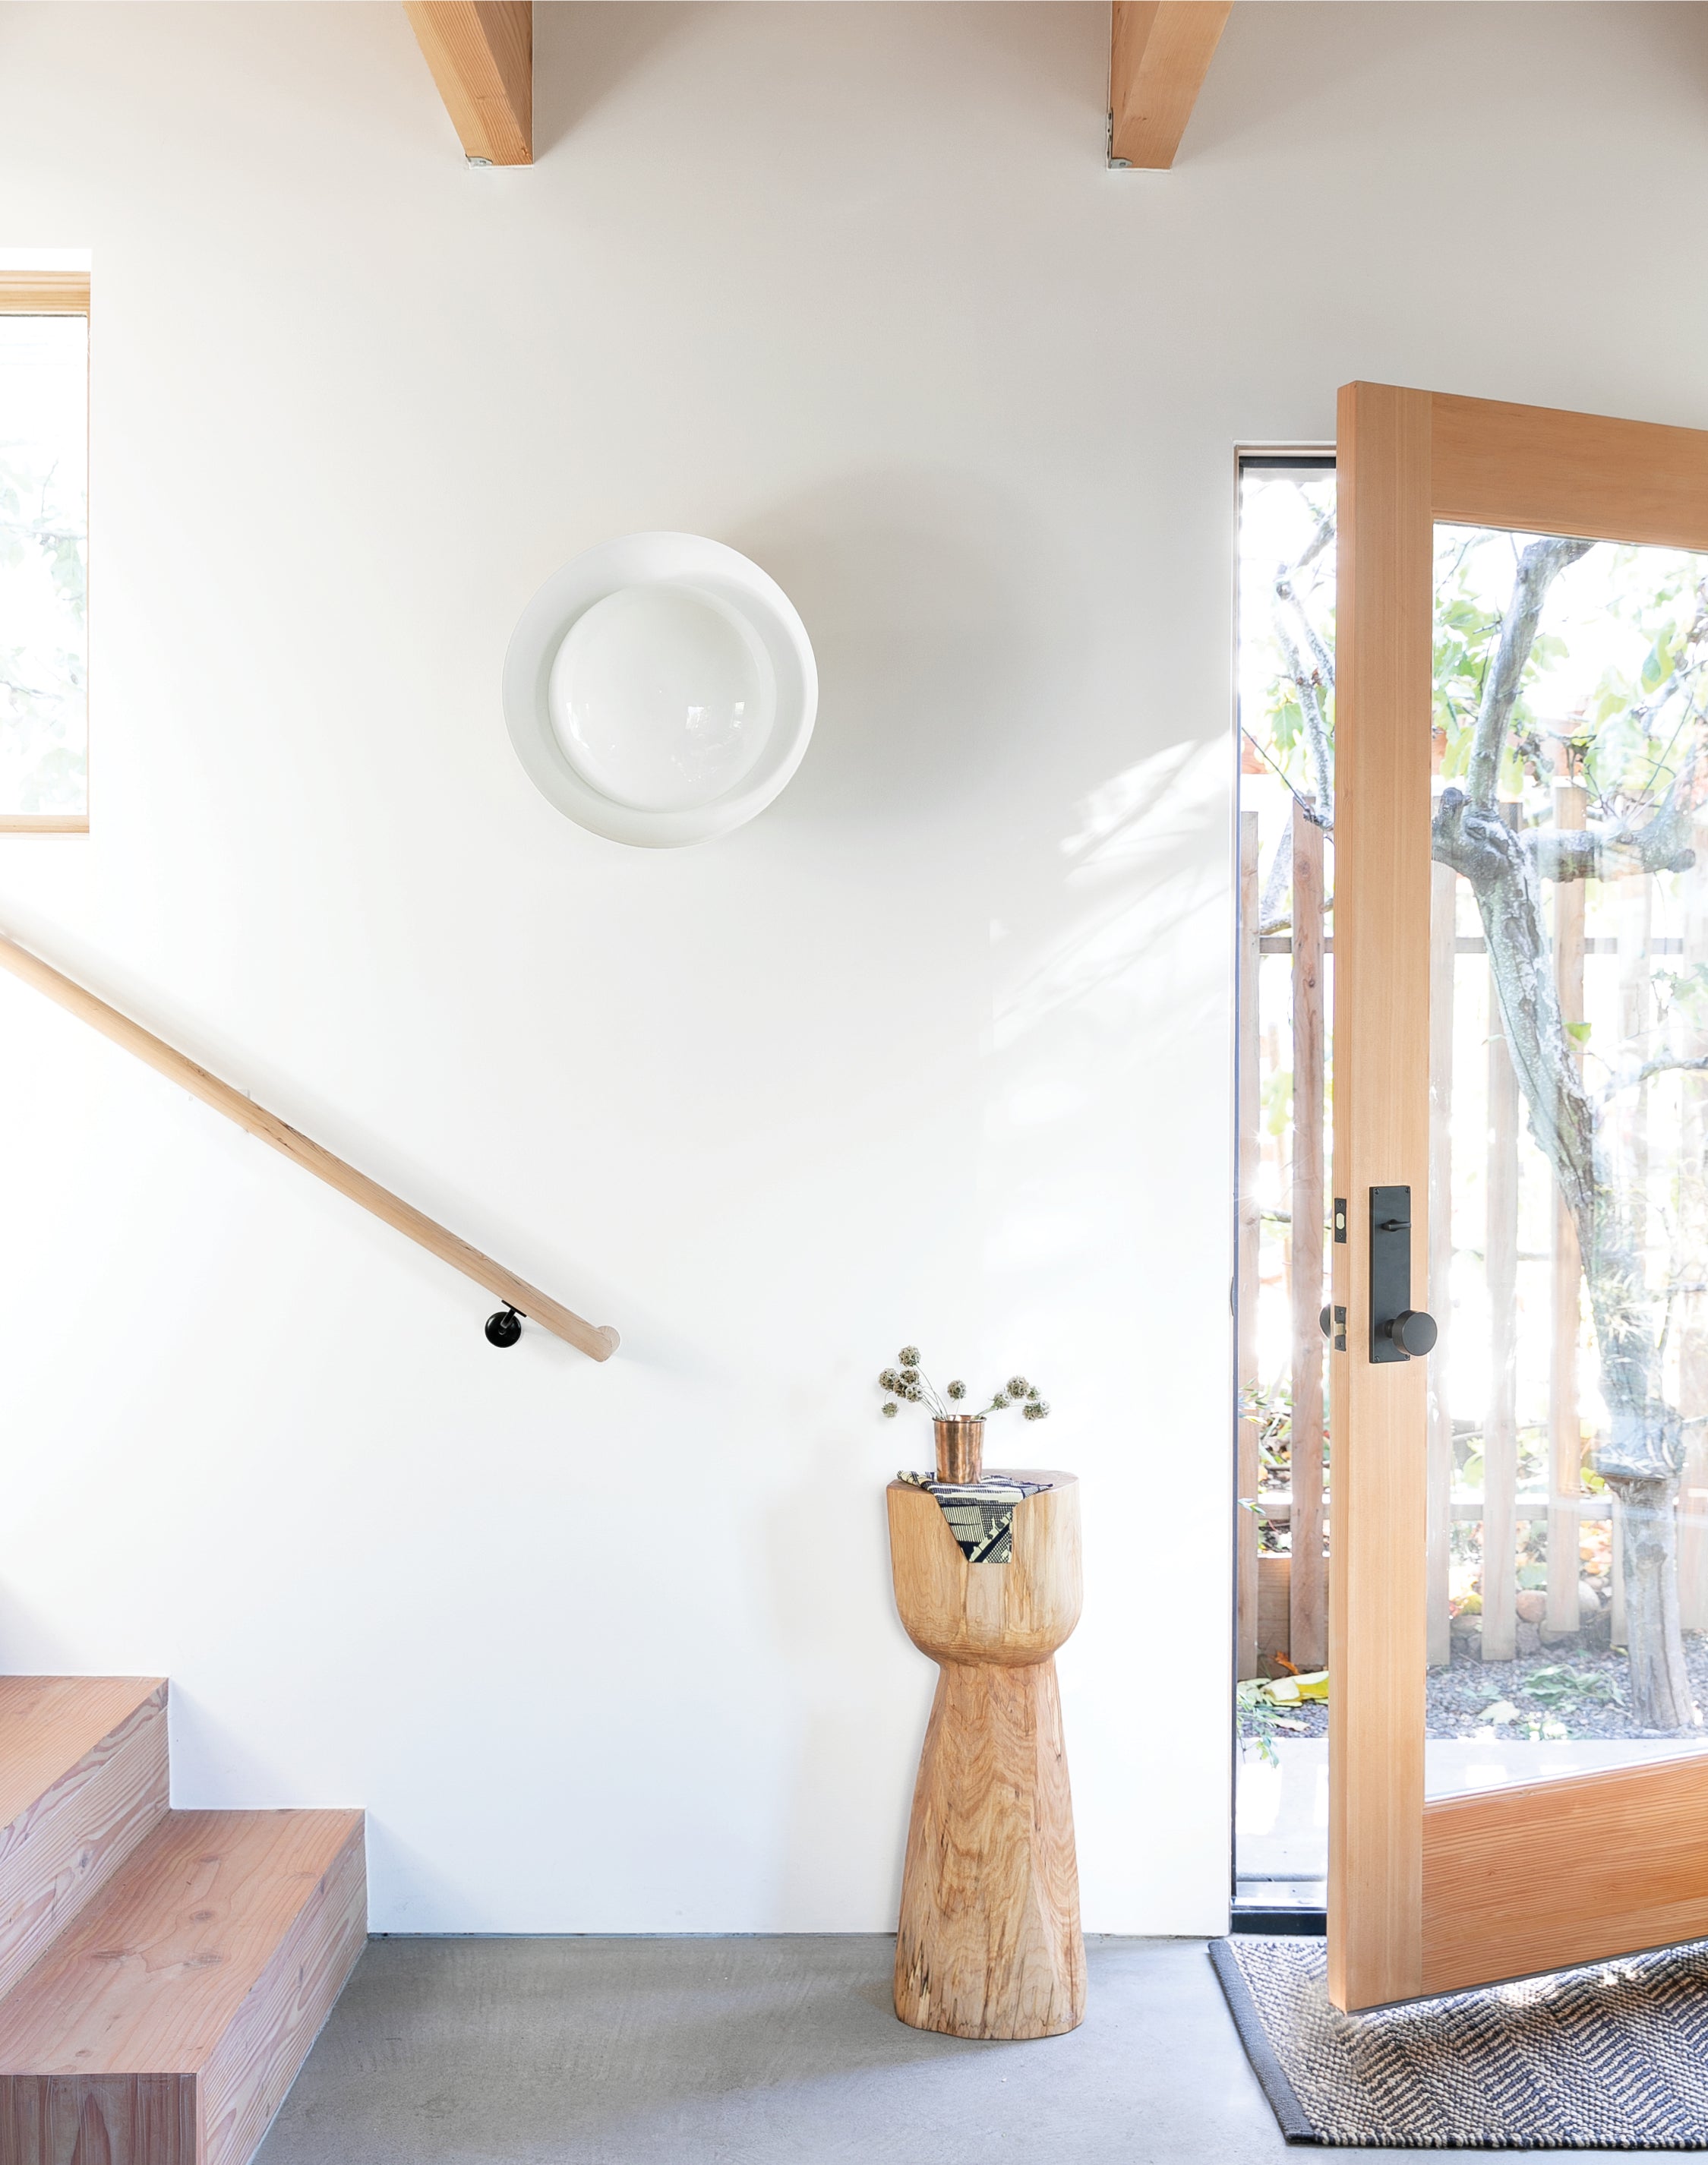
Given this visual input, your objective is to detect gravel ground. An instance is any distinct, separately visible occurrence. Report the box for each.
[1239,1630,1708,1747]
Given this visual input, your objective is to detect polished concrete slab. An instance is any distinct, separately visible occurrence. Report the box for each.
[253,1934,1637,2163]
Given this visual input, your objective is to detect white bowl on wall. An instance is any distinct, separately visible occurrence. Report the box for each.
[502,532,818,848]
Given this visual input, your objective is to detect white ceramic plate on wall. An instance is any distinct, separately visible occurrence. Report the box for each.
[502,533,818,847]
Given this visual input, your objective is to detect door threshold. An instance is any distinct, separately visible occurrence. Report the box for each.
[1232,1879,1325,1936]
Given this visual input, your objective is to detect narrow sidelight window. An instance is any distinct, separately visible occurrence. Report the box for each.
[1233,450,1336,1918]
[0,270,90,831]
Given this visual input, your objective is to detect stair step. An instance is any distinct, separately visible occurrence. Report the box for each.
[0,1677,169,2001]
[0,1806,365,2165]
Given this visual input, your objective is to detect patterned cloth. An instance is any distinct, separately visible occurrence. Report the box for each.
[1213,1933,1708,2148]
[897,1474,1049,1564]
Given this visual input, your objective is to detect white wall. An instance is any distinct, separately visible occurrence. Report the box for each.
[0,0,1705,1935]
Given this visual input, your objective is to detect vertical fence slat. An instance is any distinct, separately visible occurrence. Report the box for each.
[1237,808,1262,1681]
[1426,859,1456,1668]
[1482,810,1522,1659]
[1549,773,1588,1637]
[1609,874,1653,1656]
[1681,818,1708,1627]
[1290,806,1327,1672]
[1617,878,1652,1250]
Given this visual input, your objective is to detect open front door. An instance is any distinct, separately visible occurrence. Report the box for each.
[1331,383,1708,2011]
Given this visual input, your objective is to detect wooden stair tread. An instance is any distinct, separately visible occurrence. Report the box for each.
[0,1678,166,1837]
[0,1807,364,2075]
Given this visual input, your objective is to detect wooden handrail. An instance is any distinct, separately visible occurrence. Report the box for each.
[0,930,618,1361]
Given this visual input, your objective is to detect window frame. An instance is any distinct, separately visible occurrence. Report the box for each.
[0,269,91,835]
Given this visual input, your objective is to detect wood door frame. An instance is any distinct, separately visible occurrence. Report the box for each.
[1329,381,1708,2012]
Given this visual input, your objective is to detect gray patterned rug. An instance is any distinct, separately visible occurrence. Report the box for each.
[1211,1935,1708,2148]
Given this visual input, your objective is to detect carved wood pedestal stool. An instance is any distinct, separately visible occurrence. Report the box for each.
[886,1469,1085,2039]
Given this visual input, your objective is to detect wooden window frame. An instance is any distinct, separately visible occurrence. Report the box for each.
[0,270,91,835]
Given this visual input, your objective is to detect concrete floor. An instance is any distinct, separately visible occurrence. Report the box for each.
[253,1935,1640,2163]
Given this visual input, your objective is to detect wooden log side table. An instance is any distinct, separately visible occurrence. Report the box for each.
[886,1469,1085,2040]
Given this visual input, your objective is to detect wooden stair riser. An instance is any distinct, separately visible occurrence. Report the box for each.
[0,1681,169,2004]
[0,1810,366,2165]
[201,1820,366,2165]
[4,2071,197,2165]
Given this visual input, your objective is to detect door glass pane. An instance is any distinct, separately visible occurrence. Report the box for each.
[1426,524,1708,1796]
[1234,459,1335,1904]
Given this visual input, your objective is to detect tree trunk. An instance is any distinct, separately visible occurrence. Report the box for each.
[1434,790,1695,1728]
[1609,1474,1696,1730]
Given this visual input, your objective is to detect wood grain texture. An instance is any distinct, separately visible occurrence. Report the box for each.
[1109,1,1231,169]
[1432,391,1708,553]
[893,1658,1084,2040]
[200,1817,366,2165]
[1328,380,1435,2014]
[0,273,89,315]
[1422,1756,1708,1996]
[889,1476,1084,2039]
[0,1808,365,2165]
[0,1678,169,2004]
[3,2074,197,2165]
[886,1475,1081,1668]
[0,929,617,1360]
[404,2,532,164]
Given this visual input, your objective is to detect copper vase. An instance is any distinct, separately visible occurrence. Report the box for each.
[933,1416,985,1485]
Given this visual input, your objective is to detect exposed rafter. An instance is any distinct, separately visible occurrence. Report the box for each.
[1109,1,1232,170]
[404,1,532,166]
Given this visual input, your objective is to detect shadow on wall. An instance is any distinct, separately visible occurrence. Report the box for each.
[535,1,1108,163]
[735,469,1050,829]
[532,2,704,154]
[759,1378,926,1930]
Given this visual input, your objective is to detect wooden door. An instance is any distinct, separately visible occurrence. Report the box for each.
[1330,383,1708,2011]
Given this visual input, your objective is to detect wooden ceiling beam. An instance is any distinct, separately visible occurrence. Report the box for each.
[404,1,532,166]
[1110,1,1232,170]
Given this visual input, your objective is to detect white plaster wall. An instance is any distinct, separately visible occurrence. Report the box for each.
[0,1,1704,1934]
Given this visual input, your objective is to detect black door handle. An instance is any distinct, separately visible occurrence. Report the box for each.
[1386,1308,1438,1356]
[1370,1185,1434,1362]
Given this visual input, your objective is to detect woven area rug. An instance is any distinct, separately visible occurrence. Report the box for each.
[1211,1934,1708,2148]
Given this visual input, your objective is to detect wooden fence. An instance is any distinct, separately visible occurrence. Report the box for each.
[1235,800,1708,1680]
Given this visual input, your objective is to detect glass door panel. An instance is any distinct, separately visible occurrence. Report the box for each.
[1425,525,1708,1798]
